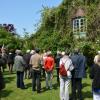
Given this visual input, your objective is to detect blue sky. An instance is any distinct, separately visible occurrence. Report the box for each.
[0,0,62,36]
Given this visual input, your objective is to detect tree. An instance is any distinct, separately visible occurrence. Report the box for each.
[30,0,100,52]
[0,27,22,50]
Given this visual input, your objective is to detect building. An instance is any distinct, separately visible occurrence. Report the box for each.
[72,8,87,38]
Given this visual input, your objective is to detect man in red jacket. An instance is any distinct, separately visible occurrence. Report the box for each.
[44,51,55,90]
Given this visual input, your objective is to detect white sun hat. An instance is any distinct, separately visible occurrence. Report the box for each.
[26,50,30,53]
[61,51,65,56]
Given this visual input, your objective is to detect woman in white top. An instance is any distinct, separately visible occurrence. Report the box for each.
[59,51,74,100]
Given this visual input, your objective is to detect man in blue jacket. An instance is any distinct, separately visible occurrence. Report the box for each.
[70,48,86,100]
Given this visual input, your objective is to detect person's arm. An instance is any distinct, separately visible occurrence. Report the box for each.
[44,58,47,71]
[21,57,26,67]
[65,59,74,71]
[29,56,32,65]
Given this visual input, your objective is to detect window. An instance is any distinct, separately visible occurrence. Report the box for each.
[73,17,87,38]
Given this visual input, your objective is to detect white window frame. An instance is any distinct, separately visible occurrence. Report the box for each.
[73,17,87,36]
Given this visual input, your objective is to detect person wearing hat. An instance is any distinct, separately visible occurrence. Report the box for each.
[0,70,5,91]
[30,50,35,55]
[0,53,5,90]
[44,51,55,90]
[7,49,15,73]
[55,50,62,83]
[23,50,31,79]
[59,51,74,100]
[40,50,47,78]
[14,50,26,89]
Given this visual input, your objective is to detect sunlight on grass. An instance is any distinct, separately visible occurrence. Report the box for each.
[0,70,93,100]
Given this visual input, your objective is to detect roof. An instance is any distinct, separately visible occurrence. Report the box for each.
[74,8,85,18]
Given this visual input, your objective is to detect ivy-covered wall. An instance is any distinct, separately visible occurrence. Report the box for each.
[31,0,100,52]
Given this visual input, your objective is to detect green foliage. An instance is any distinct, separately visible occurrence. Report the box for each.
[22,32,33,52]
[30,0,100,56]
[31,1,75,52]
[0,28,22,50]
[82,43,96,66]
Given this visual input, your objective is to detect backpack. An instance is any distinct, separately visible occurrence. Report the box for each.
[59,60,67,76]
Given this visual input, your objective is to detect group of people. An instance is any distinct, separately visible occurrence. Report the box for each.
[58,49,86,100]
[0,47,100,100]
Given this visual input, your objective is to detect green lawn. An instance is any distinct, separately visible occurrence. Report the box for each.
[0,69,93,100]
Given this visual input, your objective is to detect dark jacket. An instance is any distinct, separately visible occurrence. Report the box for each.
[0,59,5,90]
[90,64,100,90]
[7,53,15,64]
[2,53,8,64]
[23,53,31,68]
[0,71,5,90]
[0,56,5,66]
[55,54,62,68]
[71,53,86,78]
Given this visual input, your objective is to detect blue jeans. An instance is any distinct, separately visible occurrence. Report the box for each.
[46,71,53,89]
[17,71,25,89]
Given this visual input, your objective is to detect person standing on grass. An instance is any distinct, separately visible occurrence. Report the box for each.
[14,50,26,89]
[23,50,31,79]
[55,50,62,83]
[1,48,8,72]
[70,48,86,100]
[44,51,55,90]
[7,49,15,73]
[41,50,47,78]
[90,52,100,100]
[30,48,41,93]
[0,53,5,91]
[29,49,36,78]
[59,51,74,100]
[0,70,5,91]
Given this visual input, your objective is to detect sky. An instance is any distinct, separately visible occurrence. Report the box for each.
[0,0,62,36]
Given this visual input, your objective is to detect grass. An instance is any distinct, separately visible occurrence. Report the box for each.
[0,69,93,100]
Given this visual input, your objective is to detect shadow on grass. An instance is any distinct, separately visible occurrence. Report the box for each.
[69,91,92,100]
[82,82,92,99]
[3,71,16,75]
[0,90,13,98]
[82,82,90,88]
[41,83,59,93]
[41,87,48,92]
[82,91,92,99]
[4,75,15,83]
[26,83,32,88]
[52,83,59,90]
